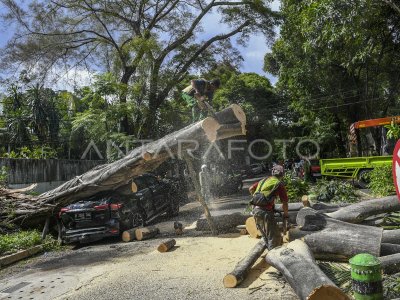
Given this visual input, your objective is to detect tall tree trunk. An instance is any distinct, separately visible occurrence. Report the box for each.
[119,66,135,135]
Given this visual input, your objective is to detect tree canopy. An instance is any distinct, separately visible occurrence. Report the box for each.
[1,0,278,137]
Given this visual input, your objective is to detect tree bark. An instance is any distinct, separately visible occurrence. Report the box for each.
[382,229,400,244]
[223,240,267,288]
[296,208,383,258]
[265,240,350,300]
[1,105,247,228]
[135,226,160,241]
[379,253,400,274]
[157,239,176,252]
[380,243,400,256]
[326,196,400,223]
[195,213,248,233]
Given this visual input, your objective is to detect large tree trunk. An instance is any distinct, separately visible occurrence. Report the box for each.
[1,105,247,228]
[326,196,400,223]
[223,240,267,288]
[382,229,400,244]
[380,243,400,256]
[265,240,350,300]
[379,253,400,274]
[296,208,383,259]
[195,213,249,233]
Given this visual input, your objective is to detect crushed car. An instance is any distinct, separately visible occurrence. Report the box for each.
[59,173,184,244]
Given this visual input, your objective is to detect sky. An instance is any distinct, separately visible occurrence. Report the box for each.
[0,0,280,90]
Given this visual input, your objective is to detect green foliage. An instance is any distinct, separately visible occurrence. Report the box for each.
[265,0,400,157]
[381,212,400,230]
[384,274,400,299]
[283,173,310,202]
[311,179,359,203]
[0,166,8,187]
[318,262,351,293]
[368,165,395,197]
[0,230,60,256]
[2,145,57,159]
[385,121,400,140]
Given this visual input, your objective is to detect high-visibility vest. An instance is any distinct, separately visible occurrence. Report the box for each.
[255,176,281,198]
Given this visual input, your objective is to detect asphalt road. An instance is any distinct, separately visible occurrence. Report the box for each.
[1,179,298,300]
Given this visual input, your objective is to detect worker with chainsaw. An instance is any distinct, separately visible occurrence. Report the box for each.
[181,78,221,122]
[249,164,289,250]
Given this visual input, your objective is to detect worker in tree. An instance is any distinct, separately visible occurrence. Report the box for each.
[181,78,221,122]
[248,164,289,250]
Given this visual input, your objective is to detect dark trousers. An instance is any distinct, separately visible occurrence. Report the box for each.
[253,208,282,250]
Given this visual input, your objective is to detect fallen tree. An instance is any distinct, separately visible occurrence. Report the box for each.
[265,240,350,300]
[296,208,383,259]
[379,253,400,274]
[326,196,400,223]
[382,229,400,244]
[0,105,246,228]
[223,240,267,288]
[196,213,249,233]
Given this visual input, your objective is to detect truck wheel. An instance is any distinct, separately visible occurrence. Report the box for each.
[357,169,371,189]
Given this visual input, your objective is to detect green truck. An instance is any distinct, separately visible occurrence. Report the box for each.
[318,116,399,187]
[320,156,392,188]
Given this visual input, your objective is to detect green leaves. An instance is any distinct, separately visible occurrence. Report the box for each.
[367,165,396,197]
[283,173,310,202]
[311,179,359,203]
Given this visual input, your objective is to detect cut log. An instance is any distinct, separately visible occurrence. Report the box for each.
[135,226,160,241]
[245,217,261,238]
[157,239,176,252]
[1,105,247,228]
[380,243,400,256]
[223,240,267,288]
[214,104,246,125]
[174,221,183,235]
[326,196,400,223]
[196,213,249,233]
[288,227,312,241]
[382,229,400,244]
[265,240,350,300]
[379,253,400,274]
[122,228,137,242]
[296,208,383,258]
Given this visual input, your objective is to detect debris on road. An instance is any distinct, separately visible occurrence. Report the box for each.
[157,239,176,253]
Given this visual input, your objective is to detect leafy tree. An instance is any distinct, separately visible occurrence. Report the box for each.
[264,0,400,157]
[1,0,278,137]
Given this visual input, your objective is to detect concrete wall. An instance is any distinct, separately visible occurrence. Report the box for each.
[0,158,105,193]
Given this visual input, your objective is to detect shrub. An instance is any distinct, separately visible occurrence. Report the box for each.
[311,179,359,203]
[368,165,395,197]
[0,230,60,256]
[283,173,310,202]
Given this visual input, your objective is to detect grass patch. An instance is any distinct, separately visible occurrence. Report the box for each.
[0,230,60,256]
